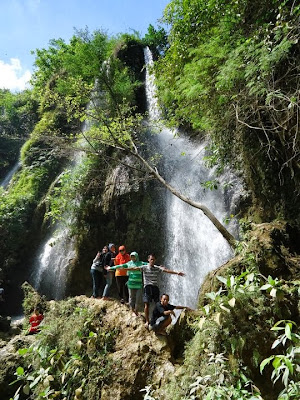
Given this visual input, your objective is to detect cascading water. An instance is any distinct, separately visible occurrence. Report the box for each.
[144,47,241,308]
[32,226,76,299]
[0,160,21,188]
[31,138,87,300]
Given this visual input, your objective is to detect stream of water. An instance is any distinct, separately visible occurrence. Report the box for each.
[0,161,21,189]
[30,142,86,299]
[31,226,76,300]
[30,49,241,307]
[144,47,241,309]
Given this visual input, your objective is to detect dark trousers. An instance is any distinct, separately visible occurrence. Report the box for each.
[116,276,129,302]
[90,269,102,297]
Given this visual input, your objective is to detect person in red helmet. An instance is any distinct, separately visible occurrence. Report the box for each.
[114,245,130,303]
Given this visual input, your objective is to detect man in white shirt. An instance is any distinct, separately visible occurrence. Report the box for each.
[139,254,185,327]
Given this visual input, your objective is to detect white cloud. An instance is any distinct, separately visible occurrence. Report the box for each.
[0,58,32,92]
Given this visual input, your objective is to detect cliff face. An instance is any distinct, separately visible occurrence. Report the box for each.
[67,157,166,298]
[0,21,299,399]
[0,137,23,181]
[1,41,161,312]
[114,40,147,114]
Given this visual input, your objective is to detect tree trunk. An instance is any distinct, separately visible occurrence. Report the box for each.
[132,149,237,248]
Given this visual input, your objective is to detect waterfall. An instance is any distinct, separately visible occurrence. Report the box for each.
[0,161,21,188]
[31,226,76,299]
[144,49,161,121]
[31,137,87,300]
[144,47,241,309]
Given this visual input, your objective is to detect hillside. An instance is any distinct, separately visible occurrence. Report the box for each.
[0,0,299,399]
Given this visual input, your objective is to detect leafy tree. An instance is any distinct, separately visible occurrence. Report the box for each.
[0,89,38,138]
[31,28,109,117]
[154,0,300,222]
[27,28,236,246]
[0,89,39,177]
[143,24,169,55]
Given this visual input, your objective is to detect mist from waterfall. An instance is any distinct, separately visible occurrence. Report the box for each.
[144,47,241,309]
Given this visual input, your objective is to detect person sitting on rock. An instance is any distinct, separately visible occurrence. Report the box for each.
[139,254,185,328]
[150,293,191,336]
[28,308,44,334]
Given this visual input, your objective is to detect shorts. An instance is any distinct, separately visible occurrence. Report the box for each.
[150,315,168,331]
[143,285,160,304]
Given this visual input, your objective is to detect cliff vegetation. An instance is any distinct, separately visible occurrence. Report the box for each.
[0,0,299,399]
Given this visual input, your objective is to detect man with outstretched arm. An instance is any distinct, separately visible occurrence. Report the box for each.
[140,254,185,328]
[150,293,192,336]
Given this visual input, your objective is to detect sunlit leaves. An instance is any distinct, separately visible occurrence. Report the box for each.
[31,30,108,98]
[143,24,168,55]
[260,320,300,391]
[155,0,300,187]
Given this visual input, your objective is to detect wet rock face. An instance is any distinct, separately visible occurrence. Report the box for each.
[0,316,11,332]
[67,159,166,298]
[244,221,300,278]
[0,137,23,181]
[199,221,300,304]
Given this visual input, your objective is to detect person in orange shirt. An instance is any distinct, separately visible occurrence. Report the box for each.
[114,245,130,304]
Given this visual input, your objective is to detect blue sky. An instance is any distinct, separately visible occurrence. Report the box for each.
[0,0,169,91]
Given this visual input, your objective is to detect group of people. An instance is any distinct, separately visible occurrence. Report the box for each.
[90,243,192,335]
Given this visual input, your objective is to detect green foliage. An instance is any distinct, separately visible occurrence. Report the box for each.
[43,151,101,228]
[31,27,143,127]
[201,269,262,318]
[99,56,141,114]
[0,167,47,270]
[260,275,285,299]
[0,89,38,138]
[157,0,299,128]
[161,260,300,400]
[260,320,300,394]
[11,299,119,400]
[0,89,38,177]
[29,26,146,166]
[200,179,219,191]
[0,134,65,273]
[188,353,263,399]
[32,29,108,97]
[154,0,300,221]
[143,24,169,55]
[30,28,109,129]
[0,136,22,178]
